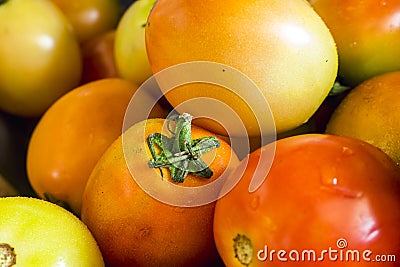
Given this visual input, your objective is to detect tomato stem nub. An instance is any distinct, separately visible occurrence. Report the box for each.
[0,243,16,267]
[233,234,253,266]
[146,112,220,183]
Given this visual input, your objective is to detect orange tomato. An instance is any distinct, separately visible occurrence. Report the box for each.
[51,0,121,43]
[80,30,118,84]
[145,0,338,135]
[81,116,238,266]
[26,78,165,216]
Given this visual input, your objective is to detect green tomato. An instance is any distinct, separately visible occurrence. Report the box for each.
[0,197,104,266]
[114,0,156,85]
[0,0,82,117]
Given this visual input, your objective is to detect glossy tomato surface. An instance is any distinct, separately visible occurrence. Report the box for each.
[214,134,400,266]
[0,0,82,117]
[145,0,338,135]
[309,0,400,87]
[81,117,238,267]
[51,0,121,43]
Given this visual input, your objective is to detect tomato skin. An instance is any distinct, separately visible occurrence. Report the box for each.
[26,78,141,216]
[114,0,156,85]
[145,0,338,135]
[80,30,118,84]
[326,71,400,165]
[214,134,400,266]
[0,0,82,117]
[309,0,400,87]
[81,118,238,267]
[0,197,104,266]
[51,0,121,43]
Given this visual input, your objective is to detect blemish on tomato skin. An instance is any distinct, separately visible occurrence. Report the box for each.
[136,226,152,240]
[0,243,16,267]
[233,234,253,266]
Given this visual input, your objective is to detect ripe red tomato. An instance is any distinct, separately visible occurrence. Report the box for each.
[214,134,400,266]
[309,0,400,87]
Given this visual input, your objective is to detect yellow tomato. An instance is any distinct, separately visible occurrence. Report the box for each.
[51,0,121,43]
[114,0,157,85]
[0,197,104,266]
[0,0,82,117]
[26,78,166,216]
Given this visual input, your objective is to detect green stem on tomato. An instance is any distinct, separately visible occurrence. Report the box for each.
[146,112,220,183]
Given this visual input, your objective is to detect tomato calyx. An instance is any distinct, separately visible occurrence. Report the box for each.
[233,234,253,266]
[0,243,16,267]
[146,112,220,183]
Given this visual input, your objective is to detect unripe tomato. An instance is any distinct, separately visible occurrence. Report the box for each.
[114,0,156,85]
[145,0,338,135]
[309,0,400,87]
[0,197,104,266]
[0,0,82,117]
[51,0,121,43]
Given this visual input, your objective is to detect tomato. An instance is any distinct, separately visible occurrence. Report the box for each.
[0,0,82,117]
[214,134,400,266]
[145,0,338,135]
[26,78,165,216]
[309,0,400,87]
[80,30,118,84]
[81,116,238,266]
[51,0,121,43]
[114,0,156,85]
[326,71,400,165]
[0,197,104,266]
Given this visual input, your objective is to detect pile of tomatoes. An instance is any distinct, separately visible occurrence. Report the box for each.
[1,0,400,266]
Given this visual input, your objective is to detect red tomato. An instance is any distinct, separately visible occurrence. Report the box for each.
[80,30,118,84]
[214,134,400,266]
[309,0,400,87]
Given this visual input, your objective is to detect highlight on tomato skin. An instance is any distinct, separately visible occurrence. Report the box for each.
[213,133,400,267]
[145,0,338,135]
